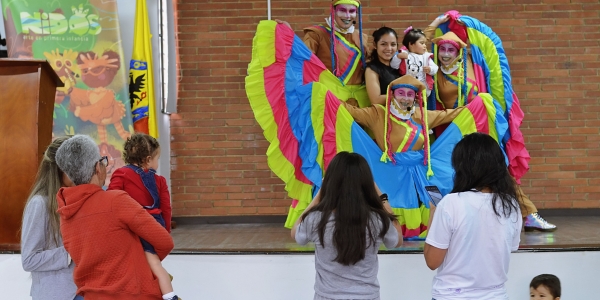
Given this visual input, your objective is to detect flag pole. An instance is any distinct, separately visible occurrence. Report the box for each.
[267,0,271,20]
[159,0,170,114]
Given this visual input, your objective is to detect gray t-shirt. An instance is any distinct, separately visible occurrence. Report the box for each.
[21,195,77,300]
[296,211,399,300]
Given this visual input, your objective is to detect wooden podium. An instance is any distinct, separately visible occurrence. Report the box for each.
[0,59,63,249]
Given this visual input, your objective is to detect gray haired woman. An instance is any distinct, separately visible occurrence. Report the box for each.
[55,134,174,299]
[21,136,83,300]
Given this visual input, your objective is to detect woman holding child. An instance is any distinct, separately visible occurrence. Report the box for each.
[364,17,449,106]
[364,27,401,105]
[54,134,174,299]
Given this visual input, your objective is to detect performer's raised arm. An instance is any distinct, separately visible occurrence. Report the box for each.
[423,14,450,41]
[340,101,380,129]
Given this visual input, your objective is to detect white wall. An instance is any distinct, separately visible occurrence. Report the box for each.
[2,251,598,299]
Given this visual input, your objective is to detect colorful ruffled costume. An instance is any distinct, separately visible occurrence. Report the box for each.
[427,10,530,183]
[302,0,370,108]
[245,21,509,238]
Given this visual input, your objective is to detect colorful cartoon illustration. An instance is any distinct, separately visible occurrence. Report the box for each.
[43,48,80,104]
[69,50,131,144]
[2,0,134,186]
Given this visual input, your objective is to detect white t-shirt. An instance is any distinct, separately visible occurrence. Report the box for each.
[425,191,522,300]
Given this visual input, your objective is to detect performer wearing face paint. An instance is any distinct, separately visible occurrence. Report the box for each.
[430,30,477,111]
[339,75,465,237]
[342,75,464,163]
[424,12,556,232]
[421,15,480,113]
[301,0,370,107]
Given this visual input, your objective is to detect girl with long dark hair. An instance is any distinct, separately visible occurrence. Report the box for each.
[292,151,402,300]
[424,133,522,300]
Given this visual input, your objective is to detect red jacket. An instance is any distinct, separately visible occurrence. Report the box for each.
[57,184,174,300]
[108,167,172,232]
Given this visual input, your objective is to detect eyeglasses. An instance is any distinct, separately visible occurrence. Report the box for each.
[98,156,109,167]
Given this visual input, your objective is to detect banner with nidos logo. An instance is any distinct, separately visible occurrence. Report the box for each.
[1,0,133,183]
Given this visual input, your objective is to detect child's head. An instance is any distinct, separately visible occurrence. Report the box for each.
[305,152,393,266]
[402,27,427,55]
[530,274,561,300]
[123,133,160,170]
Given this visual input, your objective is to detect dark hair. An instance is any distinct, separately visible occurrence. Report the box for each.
[123,133,160,165]
[301,152,396,265]
[451,133,519,218]
[368,26,398,63]
[402,28,426,49]
[530,274,561,298]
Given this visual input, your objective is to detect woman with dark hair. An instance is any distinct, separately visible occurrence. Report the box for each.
[20,136,82,300]
[424,133,522,300]
[365,27,401,105]
[292,151,402,300]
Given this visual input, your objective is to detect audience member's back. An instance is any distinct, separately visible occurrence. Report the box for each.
[292,152,403,299]
[425,133,522,300]
[56,135,174,299]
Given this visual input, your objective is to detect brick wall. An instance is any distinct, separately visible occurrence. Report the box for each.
[172,0,600,217]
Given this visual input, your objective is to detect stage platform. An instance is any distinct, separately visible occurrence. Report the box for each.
[170,215,600,254]
[2,215,599,299]
[2,215,598,254]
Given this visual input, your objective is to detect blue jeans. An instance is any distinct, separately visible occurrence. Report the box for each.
[74,295,84,300]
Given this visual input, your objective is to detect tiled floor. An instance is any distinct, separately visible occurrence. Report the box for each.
[171,216,600,253]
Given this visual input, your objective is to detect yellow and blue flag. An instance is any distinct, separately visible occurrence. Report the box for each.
[129,0,158,138]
